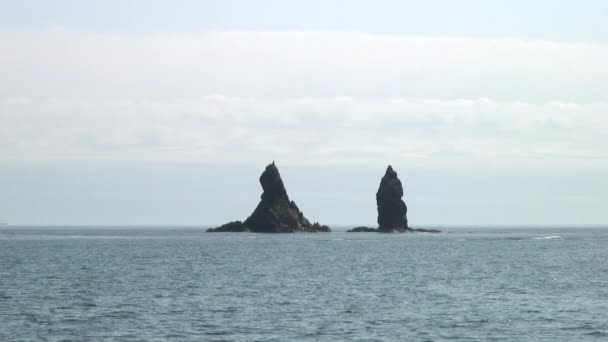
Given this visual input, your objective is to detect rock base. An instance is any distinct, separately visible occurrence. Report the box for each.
[347,226,441,233]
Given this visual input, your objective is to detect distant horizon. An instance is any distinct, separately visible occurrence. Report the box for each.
[3,224,608,229]
[1,161,607,226]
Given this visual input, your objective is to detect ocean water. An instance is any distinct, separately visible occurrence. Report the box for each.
[1,227,607,341]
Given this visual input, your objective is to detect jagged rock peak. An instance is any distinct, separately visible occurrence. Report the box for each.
[259,162,289,203]
[209,162,330,233]
[376,165,408,232]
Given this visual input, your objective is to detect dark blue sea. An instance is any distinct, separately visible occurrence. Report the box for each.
[1,227,607,341]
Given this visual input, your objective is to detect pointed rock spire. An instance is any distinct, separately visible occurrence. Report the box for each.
[208,162,330,233]
[376,165,408,232]
[259,162,289,203]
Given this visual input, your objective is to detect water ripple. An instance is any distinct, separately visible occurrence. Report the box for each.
[1,227,607,341]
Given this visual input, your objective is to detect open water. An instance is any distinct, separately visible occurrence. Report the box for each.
[1,227,607,341]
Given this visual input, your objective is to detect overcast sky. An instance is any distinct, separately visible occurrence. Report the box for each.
[1,1,607,226]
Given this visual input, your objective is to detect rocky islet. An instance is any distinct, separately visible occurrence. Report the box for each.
[207,162,330,233]
[208,162,439,234]
[347,165,440,233]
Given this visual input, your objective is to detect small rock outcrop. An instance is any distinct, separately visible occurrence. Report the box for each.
[206,221,247,232]
[347,226,378,232]
[412,227,441,233]
[208,162,330,233]
[377,165,409,232]
[304,222,331,233]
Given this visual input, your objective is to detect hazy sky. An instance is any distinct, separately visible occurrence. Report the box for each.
[1,1,607,225]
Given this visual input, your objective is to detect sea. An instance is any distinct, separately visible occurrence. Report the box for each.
[1,226,607,342]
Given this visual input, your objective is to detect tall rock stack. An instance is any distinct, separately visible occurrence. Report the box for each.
[207,162,330,233]
[245,162,313,232]
[376,165,408,232]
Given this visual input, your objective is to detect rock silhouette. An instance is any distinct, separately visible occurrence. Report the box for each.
[206,221,247,232]
[346,226,378,232]
[207,162,330,233]
[347,165,440,233]
[377,165,409,232]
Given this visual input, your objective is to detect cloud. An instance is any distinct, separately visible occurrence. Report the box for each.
[1,96,607,168]
[0,31,607,168]
[1,31,607,100]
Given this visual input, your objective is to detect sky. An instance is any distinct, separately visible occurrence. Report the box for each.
[0,1,607,226]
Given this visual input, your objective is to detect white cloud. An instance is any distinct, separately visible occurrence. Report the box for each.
[0,31,607,168]
[1,96,607,168]
[1,31,607,100]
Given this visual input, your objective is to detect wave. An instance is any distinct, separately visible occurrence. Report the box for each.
[534,235,562,240]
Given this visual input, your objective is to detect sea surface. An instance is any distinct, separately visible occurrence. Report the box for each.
[1,227,607,342]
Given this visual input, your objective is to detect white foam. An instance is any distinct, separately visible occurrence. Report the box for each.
[534,235,562,240]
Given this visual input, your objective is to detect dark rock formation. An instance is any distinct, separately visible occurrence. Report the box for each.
[411,227,441,233]
[347,165,440,233]
[206,221,248,232]
[208,162,330,233]
[377,165,408,232]
[303,222,331,233]
[347,226,378,232]
[346,226,440,233]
